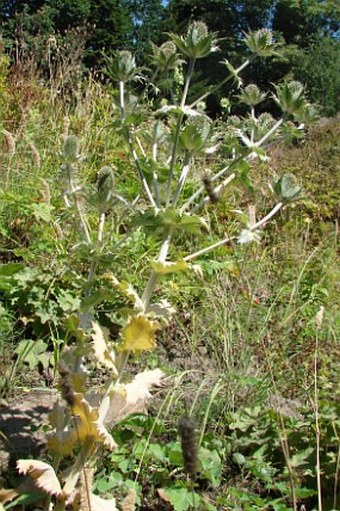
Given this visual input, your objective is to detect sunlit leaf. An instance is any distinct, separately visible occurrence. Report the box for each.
[103,369,163,425]
[104,273,144,311]
[16,460,62,496]
[89,493,117,511]
[120,315,158,352]
[72,394,116,450]
[152,260,189,274]
[91,322,118,374]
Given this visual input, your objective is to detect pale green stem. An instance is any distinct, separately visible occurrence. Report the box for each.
[250,106,255,144]
[255,116,285,147]
[165,58,196,206]
[184,236,232,262]
[151,142,161,206]
[172,151,191,207]
[119,81,157,207]
[184,203,283,262]
[190,58,251,108]
[250,202,283,231]
[141,229,173,309]
[98,228,173,424]
[314,329,323,511]
[67,168,91,244]
[62,439,94,496]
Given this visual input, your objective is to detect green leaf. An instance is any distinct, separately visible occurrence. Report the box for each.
[131,208,206,235]
[199,448,222,487]
[4,492,43,509]
[147,443,167,462]
[273,174,302,202]
[0,263,24,276]
[233,452,246,465]
[29,203,54,222]
[57,290,81,313]
[160,488,199,511]
[14,339,50,370]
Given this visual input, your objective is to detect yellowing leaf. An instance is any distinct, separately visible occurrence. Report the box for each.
[120,315,158,353]
[152,259,189,274]
[48,429,78,456]
[16,460,62,496]
[72,394,116,450]
[91,322,118,374]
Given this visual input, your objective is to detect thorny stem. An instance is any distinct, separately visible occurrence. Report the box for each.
[165,58,196,205]
[250,202,283,231]
[172,151,191,207]
[119,80,157,207]
[67,166,91,244]
[255,116,285,147]
[184,202,283,261]
[183,116,285,213]
[184,236,232,262]
[190,58,251,108]
[314,327,323,511]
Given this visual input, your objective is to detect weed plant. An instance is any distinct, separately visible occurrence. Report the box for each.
[0,22,338,511]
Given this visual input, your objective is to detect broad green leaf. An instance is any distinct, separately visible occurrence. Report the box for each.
[0,263,24,276]
[14,339,50,369]
[158,488,199,511]
[199,448,222,487]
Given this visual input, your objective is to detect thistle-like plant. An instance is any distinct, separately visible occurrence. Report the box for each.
[9,22,312,510]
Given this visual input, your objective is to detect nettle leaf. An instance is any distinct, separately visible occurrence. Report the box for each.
[120,315,158,352]
[199,448,223,487]
[14,339,50,369]
[91,322,118,374]
[29,203,54,222]
[158,488,200,511]
[16,460,62,497]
